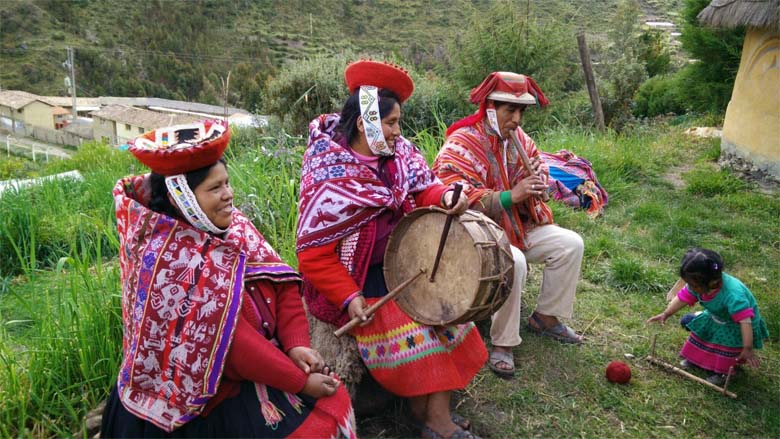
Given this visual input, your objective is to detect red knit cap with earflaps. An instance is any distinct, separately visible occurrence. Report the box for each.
[344,60,414,103]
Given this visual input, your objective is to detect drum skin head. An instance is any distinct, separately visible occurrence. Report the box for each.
[384,209,513,326]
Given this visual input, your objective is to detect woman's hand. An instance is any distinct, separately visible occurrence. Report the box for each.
[288,346,325,374]
[737,347,760,368]
[442,189,469,215]
[347,295,372,326]
[510,175,546,203]
[301,371,340,398]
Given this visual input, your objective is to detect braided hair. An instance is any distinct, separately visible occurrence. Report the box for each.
[679,247,724,290]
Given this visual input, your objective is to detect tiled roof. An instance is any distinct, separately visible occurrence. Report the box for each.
[0,90,48,110]
[90,105,201,129]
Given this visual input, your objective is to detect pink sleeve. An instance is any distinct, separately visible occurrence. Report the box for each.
[677,286,697,306]
[731,308,755,322]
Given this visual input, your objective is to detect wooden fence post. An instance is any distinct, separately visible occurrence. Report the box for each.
[577,32,606,131]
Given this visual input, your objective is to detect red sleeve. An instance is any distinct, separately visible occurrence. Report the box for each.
[297,242,360,308]
[223,315,308,394]
[677,286,698,306]
[414,183,449,207]
[273,281,311,351]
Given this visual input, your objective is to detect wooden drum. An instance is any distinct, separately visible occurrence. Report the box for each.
[384,209,514,326]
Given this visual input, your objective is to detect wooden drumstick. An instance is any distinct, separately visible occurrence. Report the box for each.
[429,183,462,282]
[334,268,426,338]
[646,334,737,398]
[508,130,550,202]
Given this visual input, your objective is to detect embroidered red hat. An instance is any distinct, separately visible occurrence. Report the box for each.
[344,60,414,103]
[129,120,229,175]
[469,71,549,107]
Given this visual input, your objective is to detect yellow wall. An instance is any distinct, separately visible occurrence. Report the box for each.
[21,101,55,130]
[722,28,780,179]
[116,122,146,144]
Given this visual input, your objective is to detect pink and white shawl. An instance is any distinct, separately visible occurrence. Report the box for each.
[296,113,439,251]
[113,175,299,432]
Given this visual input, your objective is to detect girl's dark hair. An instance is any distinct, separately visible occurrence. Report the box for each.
[148,158,227,219]
[336,89,401,146]
[679,247,724,288]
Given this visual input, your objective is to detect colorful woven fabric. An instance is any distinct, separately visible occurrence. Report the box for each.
[296,113,438,251]
[351,299,487,397]
[113,174,296,432]
[540,149,608,218]
[434,121,553,250]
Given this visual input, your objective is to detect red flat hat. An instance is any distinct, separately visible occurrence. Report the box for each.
[344,60,414,103]
[129,120,229,176]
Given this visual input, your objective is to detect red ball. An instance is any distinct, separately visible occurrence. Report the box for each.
[606,360,631,384]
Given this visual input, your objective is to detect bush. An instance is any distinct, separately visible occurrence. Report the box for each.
[448,0,578,101]
[261,52,354,135]
[634,74,687,117]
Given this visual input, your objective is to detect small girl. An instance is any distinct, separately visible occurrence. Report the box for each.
[647,248,769,384]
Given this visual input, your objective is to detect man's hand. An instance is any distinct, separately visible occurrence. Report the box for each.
[510,175,547,203]
[442,189,469,215]
[288,346,325,374]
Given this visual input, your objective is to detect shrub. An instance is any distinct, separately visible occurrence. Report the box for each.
[448,0,578,101]
[634,74,687,117]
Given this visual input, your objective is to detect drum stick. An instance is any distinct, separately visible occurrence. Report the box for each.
[646,334,737,398]
[508,130,550,201]
[334,268,426,337]
[429,183,462,282]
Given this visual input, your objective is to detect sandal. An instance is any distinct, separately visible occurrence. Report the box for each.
[450,413,471,431]
[422,425,481,439]
[487,349,515,380]
[527,313,583,344]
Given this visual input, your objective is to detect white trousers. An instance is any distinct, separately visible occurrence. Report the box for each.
[490,224,584,347]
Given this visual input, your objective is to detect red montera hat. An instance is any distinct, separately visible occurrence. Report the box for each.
[129,120,229,175]
[469,71,549,107]
[344,60,414,103]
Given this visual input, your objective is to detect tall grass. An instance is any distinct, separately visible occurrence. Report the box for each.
[1,120,778,437]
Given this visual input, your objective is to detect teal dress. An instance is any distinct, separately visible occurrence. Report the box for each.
[680,274,769,374]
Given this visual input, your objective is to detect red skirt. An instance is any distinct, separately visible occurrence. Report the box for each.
[351,298,487,397]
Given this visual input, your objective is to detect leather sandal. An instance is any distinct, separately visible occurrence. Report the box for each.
[527,313,583,344]
[487,349,515,380]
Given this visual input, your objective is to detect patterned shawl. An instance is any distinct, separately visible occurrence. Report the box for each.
[541,149,609,218]
[296,113,439,325]
[114,175,299,432]
[434,120,553,250]
[296,113,439,251]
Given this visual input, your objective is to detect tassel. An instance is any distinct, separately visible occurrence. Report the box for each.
[284,391,304,414]
[255,383,283,426]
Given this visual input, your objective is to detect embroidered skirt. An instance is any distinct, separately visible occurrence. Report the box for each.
[351,296,487,397]
[680,332,742,375]
[101,380,356,438]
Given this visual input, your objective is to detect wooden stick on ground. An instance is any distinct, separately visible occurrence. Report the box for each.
[647,334,737,399]
[334,268,426,338]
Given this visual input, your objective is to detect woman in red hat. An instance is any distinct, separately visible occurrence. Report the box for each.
[101,120,356,438]
[296,61,487,439]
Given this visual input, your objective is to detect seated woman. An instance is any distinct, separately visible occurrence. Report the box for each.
[296,60,487,439]
[101,120,355,438]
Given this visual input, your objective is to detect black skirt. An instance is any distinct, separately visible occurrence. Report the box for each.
[101,381,317,438]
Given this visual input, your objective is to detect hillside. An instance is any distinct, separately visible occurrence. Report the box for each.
[0,0,679,112]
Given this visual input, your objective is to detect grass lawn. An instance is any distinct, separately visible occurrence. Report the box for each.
[0,119,777,438]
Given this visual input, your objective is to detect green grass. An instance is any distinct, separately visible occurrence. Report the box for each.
[1,118,778,437]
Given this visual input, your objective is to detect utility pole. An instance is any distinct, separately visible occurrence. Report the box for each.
[65,47,77,123]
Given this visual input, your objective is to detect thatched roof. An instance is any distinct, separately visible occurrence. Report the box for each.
[698,0,780,29]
